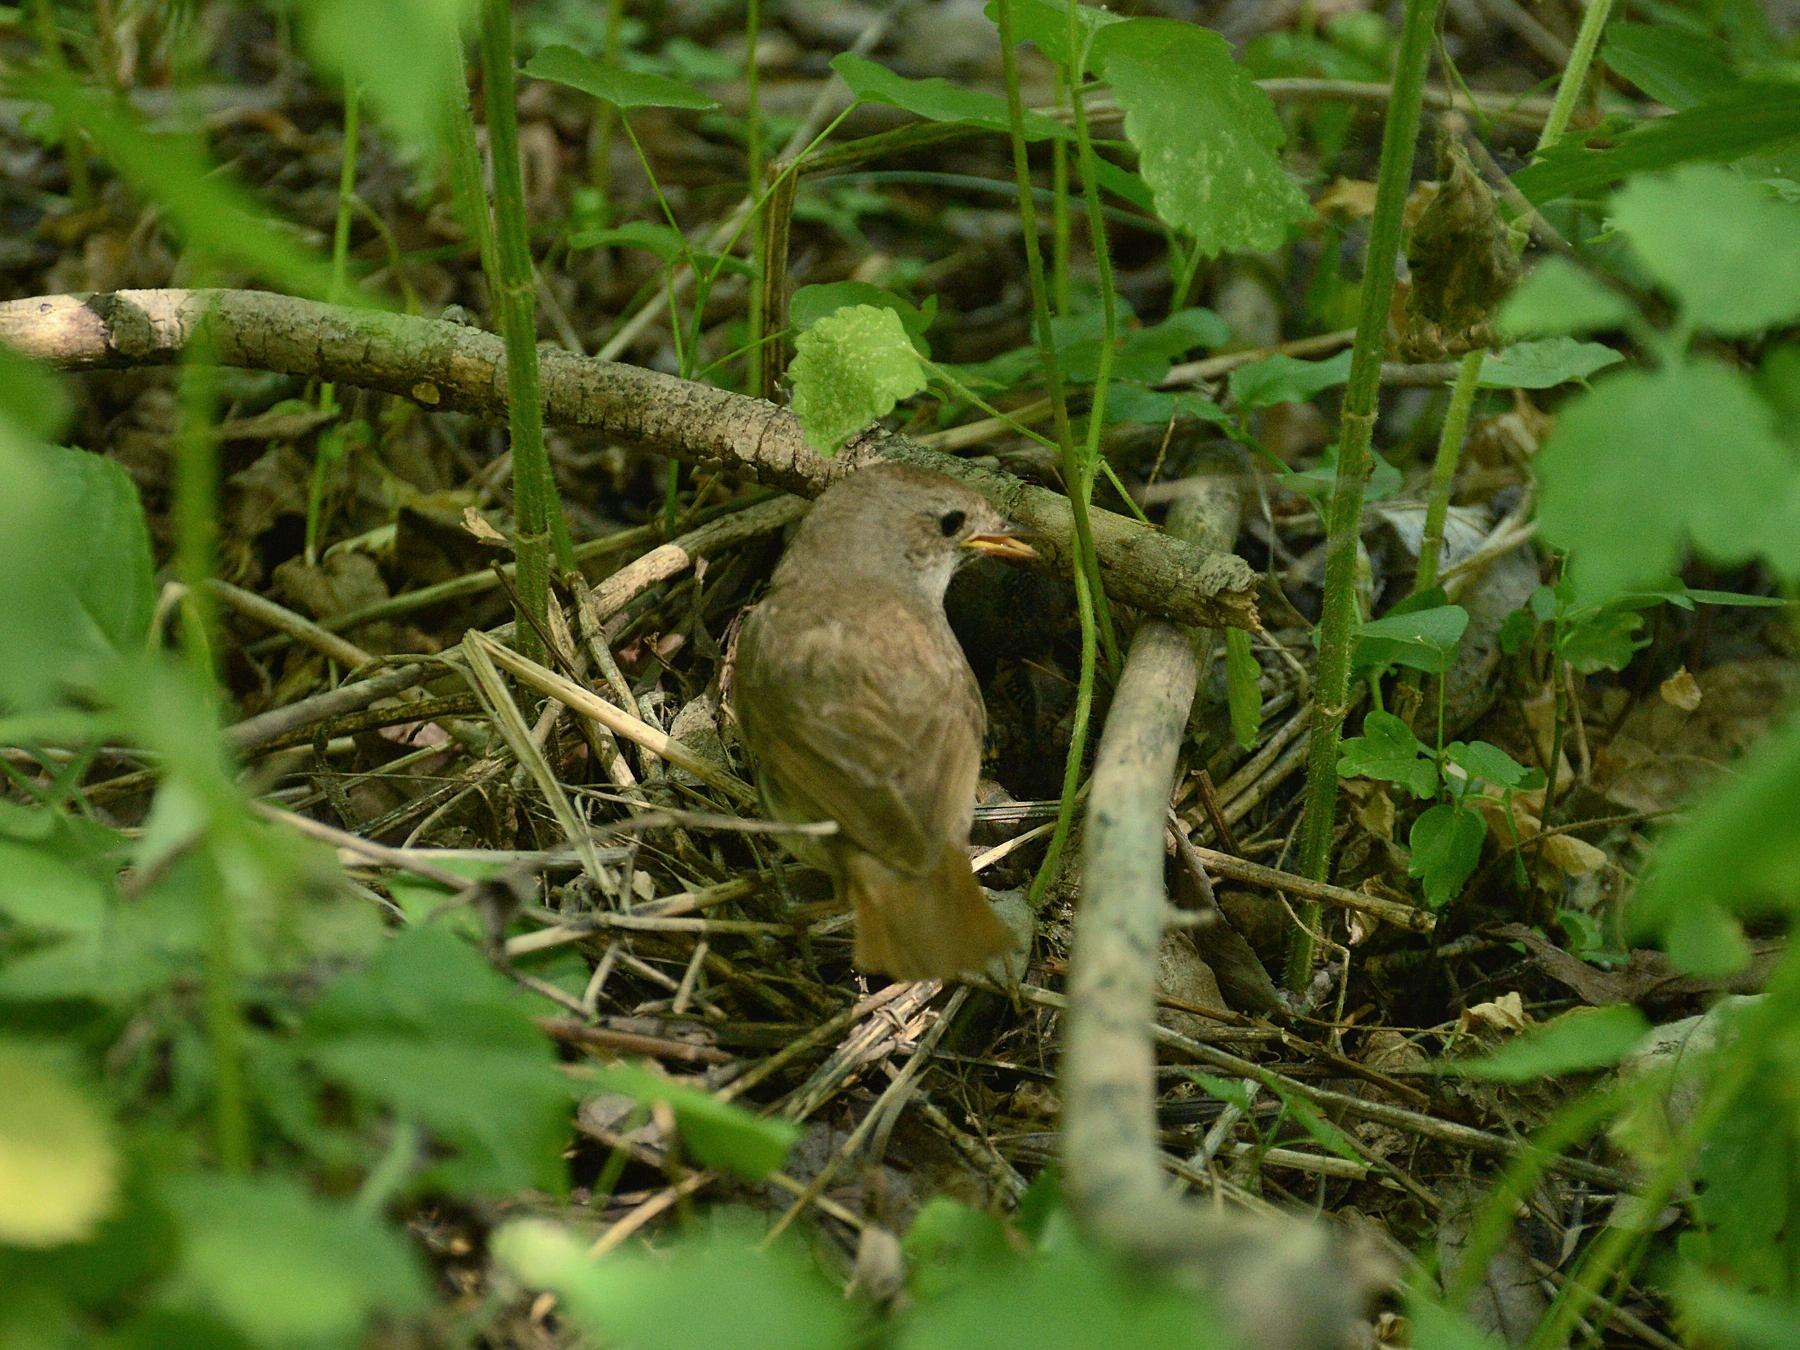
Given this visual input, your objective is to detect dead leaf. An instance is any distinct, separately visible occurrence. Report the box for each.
[1659,667,1702,712]
[1315,177,1378,219]
[1458,992,1529,1037]
[462,505,509,547]
[1489,923,1783,1006]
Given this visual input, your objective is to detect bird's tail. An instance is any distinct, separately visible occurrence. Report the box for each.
[845,844,1016,982]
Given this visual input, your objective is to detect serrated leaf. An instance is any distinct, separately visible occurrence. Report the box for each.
[1409,803,1485,909]
[525,44,718,109]
[0,1045,118,1247]
[1497,258,1636,339]
[1090,19,1311,255]
[1449,1005,1649,1080]
[830,52,1066,140]
[1513,83,1800,205]
[592,1062,798,1179]
[162,1172,428,1344]
[1338,711,1437,800]
[1477,338,1623,389]
[1353,603,1470,674]
[788,304,929,453]
[1613,165,1800,336]
[1224,627,1261,750]
[1537,359,1800,603]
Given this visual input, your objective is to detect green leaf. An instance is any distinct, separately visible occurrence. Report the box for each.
[1114,307,1231,381]
[1631,714,1800,974]
[1603,24,1737,111]
[161,1172,428,1345]
[1224,627,1262,750]
[902,1197,1017,1302]
[1477,338,1623,389]
[1679,1272,1800,1350]
[1444,741,1538,791]
[788,304,929,453]
[790,282,937,348]
[829,53,1066,140]
[494,1215,855,1350]
[525,44,719,109]
[1353,603,1470,674]
[1100,385,1230,427]
[1089,19,1311,255]
[1227,350,1353,407]
[985,0,1126,74]
[22,74,341,300]
[567,219,688,262]
[1557,605,1648,673]
[296,0,474,147]
[1405,1293,1508,1350]
[1513,83,1800,204]
[1613,165,1800,336]
[0,838,113,936]
[1408,803,1485,909]
[1537,359,1800,603]
[1497,258,1636,339]
[1284,443,1401,504]
[1337,711,1438,800]
[592,1062,798,1180]
[0,1045,118,1248]
[0,346,72,441]
[0,439,156,710]
[303,926,571,1194]
[1448,1006,1650,1080]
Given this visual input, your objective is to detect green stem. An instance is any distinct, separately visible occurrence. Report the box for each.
[477,0,572,654]
[1051,69,1072,315]
[1413,347,1480,592]
[30,0,93,210]
[1540,0,1616,151]
[1284,0,1441,992]
[322,79,361,413]
[1031,551,1097,906]
[745,0,767,396]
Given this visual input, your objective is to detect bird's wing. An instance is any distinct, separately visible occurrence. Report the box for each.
[734,589,983,877]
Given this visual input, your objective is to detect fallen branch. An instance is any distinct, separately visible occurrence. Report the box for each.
[1061,449,1384,1348]
[0,288,1259,629]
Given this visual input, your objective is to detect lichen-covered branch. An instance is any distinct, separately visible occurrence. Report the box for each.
[0,288,1259,630]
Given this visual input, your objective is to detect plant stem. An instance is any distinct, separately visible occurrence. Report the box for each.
[1540,0,1615,150]
[1414,348,1480,592]
[477,0,572,656]
[1051,70,1072,315]
[1284,0,1441,992]
[321,79,360,416]
[30,0,93,210]
[744,0,768,397]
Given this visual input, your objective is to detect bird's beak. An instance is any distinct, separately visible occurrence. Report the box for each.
[962,528,1039,563]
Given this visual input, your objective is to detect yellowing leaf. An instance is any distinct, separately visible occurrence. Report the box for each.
[0,1045,118,1247]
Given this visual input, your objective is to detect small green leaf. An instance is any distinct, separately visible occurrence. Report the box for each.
[1603,24,1736,111]
[1449,1006,1650,1081]
[592,1062,798,1180]
[1614,165,1800,336]
[0,1045,118,1247]
[525,44,719,109]
[494,1215,855,1350]
[1444,741,1539,791]
[1100,385,1230,427]
[902,1198,1017,1302]
[1090,19,1311,255]
[985,0,1125,74]
[1477,338,1623,389]
[1284,443,1402,504]
[1353,603,1470,674]
[788,304,929,453]
[790,282,936,347]
[1498,258,1636,339]
[1224,627,1262,750]
[162,1172,429,1344]
[1537,359,1800,603]
[568,220,688,262]
[1338,711,1438,800]
[1409,803,1485,909]
[830,52,1066,140]
[1228,350,1353,407]
[1557,605,1648,673]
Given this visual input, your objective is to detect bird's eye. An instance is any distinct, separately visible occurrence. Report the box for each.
[938,509,967,537]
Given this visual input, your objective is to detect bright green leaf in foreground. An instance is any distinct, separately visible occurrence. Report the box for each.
[592,1062,799,1180]
[1449,1006,1651,1081]
[0,1046,118,1248]
[1612,165,1800,336]
[1353,603,1470,675]
[526,44,719,109]
[162,1172,428,1345]
[830,52,1066,140]
[1498,258,1636,340]
[297,0,474,147]
[1409,803,1485,909]
[1338,711,1437,800]
[0,346,72,441]
[495,1216,855,1350]
[1537,359,1800,602]
[1090,19,1311,256]
[789,304,929,453]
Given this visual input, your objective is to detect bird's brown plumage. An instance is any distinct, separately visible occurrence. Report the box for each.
[731,464,1019,981]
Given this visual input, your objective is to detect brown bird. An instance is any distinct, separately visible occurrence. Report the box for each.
[731,463,1034,981]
